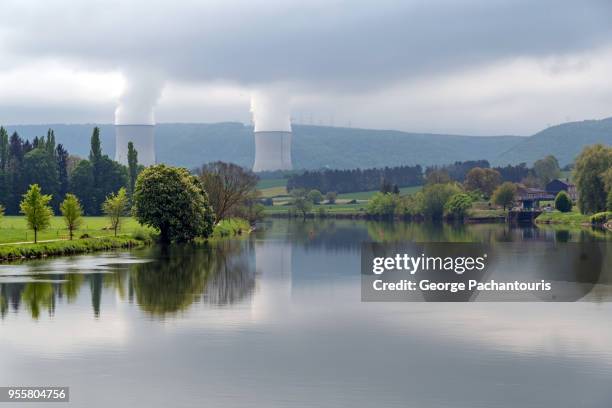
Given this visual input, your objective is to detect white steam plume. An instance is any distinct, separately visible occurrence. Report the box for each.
[250,88,292,132]
[115,70,164,125]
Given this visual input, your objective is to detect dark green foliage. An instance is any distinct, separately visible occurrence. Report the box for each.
[133,164,214,243]
[22,148,59,208]
[607,190,612,212]
[56,144,69,200]
[127,141,138,195]
[287,165,423,194]
[554,191,572,213]
[68,129,128,215]
[590,212,612,225]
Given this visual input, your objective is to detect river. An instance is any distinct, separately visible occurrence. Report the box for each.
[1,220,611,407]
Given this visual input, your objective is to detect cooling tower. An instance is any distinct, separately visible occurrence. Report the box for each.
[252,131,292,172]
[115,125,155,167]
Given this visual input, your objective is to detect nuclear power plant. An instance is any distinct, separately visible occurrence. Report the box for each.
[252,130,293,172]
[114,124,156,167]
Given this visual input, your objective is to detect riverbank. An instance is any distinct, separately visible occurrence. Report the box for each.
[0,235,149,262]
[0,217,251,262]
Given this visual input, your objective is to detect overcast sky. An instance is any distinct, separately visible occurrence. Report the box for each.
[1,0,611,135]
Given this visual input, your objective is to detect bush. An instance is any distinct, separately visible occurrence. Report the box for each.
[444,193,472,220]
[325,191,337,204]
[308,190,323,204]
[590,212,612,224]
[366,193,398,217]
[608,190,612,212]
[420,183,462,220]
[554,191,572,213]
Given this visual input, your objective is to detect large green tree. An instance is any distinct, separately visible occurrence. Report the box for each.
[22,148,59,209]
[420,183,462,220]
[574,144,612,214]
[133,165,214,243]
[20,184,54,243]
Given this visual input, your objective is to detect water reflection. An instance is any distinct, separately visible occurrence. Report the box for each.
[0,240,256,319]
[0,220,609,320]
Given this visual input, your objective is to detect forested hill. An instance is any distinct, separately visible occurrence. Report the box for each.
[4,118,612,169]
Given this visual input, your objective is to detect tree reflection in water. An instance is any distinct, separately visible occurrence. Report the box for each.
[0,240,256,320]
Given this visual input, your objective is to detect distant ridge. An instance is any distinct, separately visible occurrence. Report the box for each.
[3,117,611,169]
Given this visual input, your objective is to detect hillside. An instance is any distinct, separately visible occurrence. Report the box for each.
[4,118,611,169]
[495,118,612,166]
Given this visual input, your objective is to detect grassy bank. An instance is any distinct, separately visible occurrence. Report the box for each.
[0,236,149,262]
[535,209,591,227]
[0,216,152,244]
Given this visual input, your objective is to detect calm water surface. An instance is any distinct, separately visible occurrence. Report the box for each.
[1,220,612,407]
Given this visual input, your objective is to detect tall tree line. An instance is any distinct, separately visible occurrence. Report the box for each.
[287,165,423,194]
[0,126,136,215]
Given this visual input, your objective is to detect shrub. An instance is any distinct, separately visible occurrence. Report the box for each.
[420,183,462,220]
[308,189,323,204]
[607,190,612,212]
[366,193,398,217]
[444,193,472,220]
[590,212,612,224]
[325,191,337,204]
[554,191,572,213]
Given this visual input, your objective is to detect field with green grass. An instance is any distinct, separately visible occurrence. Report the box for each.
[0,216,152,245]
[338,186,422,200]
[256,178,288,190]
[535,209,591,226]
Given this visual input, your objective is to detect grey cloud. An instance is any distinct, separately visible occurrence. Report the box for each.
[3,0,612,89]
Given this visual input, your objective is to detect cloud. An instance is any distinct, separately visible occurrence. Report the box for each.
[0,0,611,132]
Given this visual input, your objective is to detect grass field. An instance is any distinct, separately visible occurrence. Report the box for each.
[256,178,288,190]
[536,209,591,226]
[338,186,422,200]
[264,203,366,215]
[0,216,152,244]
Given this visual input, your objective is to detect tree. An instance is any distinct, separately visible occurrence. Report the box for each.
[325,191,337,204]
[20,184,53,243]
[69,160,96,214]
[366,192,399,218]
[133,165,214,243]
[380,179,393,194]
[492,182,517,210]
[420,183,462,220]
[308,189,323,204]
[0,204,4,227]
[22,148,59,209]
[291,189,313,219]
[607,190,612,212]
[533,155,561,187]
[102,188,129,237]
[554,191,572,213]
[464,167,501,197]
[127,142,138,195]
[197,161,259,222]
[444,193,472,220]
[56,144,70,201]
[60,193,83,240]
[574,144,612,214]
[426,169,451,185]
